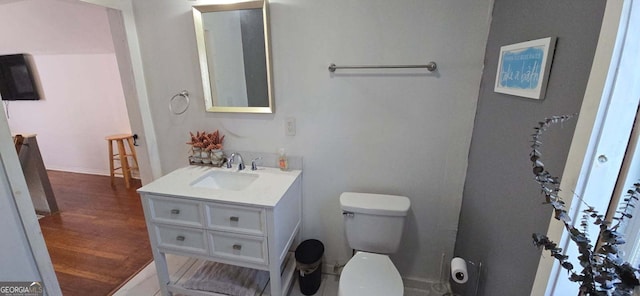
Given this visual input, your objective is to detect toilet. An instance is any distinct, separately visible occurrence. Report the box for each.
[338,192,411,296]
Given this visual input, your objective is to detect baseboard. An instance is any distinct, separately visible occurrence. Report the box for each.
[403,277,451,295]
[403,277,431,290]
[46,166,110,176]
[46,166,140,179]
[322,262,344,276]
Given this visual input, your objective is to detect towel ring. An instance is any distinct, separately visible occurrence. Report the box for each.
[169,90,190,115]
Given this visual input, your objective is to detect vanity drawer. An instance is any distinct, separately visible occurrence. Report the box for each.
[205,203,265,236]
[208,232,268,265]
[146,196,203,227]
[154,224,207,256]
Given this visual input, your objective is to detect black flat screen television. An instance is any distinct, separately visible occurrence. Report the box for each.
[0,54,40,101]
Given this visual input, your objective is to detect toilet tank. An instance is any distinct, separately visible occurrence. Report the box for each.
[340,192,410,254]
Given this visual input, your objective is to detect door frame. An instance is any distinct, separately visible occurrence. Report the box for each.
[0,108,61,296]
[80,0,162,183]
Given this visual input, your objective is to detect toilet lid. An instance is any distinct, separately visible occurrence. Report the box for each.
[339,252,403,296]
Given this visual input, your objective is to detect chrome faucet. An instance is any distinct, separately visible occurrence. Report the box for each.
[251,157,262,171]
[228,152,245,170]
[225,155,233,168]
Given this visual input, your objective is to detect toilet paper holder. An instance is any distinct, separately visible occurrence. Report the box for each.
[448,258,482,296]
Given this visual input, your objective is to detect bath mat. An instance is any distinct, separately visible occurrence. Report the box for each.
[182,261,269,296]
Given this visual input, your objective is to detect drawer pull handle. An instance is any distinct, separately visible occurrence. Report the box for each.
[176,235,185,241]
[232,244,242,250]
[171,209,180,215]
[230,216,239,222]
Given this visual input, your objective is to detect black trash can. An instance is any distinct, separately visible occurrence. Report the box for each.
[295,239,324,295]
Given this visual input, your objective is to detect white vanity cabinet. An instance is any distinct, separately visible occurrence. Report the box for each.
[138,166,302,296]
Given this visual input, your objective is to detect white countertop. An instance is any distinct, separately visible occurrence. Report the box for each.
[137,165,302,207]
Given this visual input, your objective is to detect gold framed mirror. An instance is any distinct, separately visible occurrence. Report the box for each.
[193,0,274,113]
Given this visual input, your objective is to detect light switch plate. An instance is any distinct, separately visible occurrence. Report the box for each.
[285,117,296,136]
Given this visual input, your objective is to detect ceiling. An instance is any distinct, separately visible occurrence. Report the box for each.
[0,0,24,5]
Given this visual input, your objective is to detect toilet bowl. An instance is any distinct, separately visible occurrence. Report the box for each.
[338,251,403,296]
[339,192,410,296]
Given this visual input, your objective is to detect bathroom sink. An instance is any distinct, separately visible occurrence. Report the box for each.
[190,170,258,191]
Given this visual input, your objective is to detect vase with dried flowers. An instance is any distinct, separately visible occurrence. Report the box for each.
[530,115,639,295]
[187,130,225,166]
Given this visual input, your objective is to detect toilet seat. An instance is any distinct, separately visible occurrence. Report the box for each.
[338,251,403,296]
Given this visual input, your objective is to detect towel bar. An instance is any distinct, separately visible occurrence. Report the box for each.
[328,61,437,72]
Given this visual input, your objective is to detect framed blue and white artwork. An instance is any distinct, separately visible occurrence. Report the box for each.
[494,37,556,100]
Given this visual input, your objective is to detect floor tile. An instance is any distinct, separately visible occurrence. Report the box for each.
[114,256,333,296]
[113,259,434,296]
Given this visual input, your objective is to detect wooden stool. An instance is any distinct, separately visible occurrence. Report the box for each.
[14,134,24,153]
[106,134,139,189]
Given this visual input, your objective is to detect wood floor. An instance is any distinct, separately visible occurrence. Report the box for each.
[38,171,152,296]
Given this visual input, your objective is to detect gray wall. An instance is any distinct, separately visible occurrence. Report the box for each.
[454,0,606,295]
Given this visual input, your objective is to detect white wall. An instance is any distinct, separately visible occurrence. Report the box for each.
[132,0,493,282]
[0,0,131,176]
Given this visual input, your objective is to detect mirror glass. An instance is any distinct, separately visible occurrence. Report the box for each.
[193,1,273,113]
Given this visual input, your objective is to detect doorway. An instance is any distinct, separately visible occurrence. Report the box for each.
[0,0,159,294]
